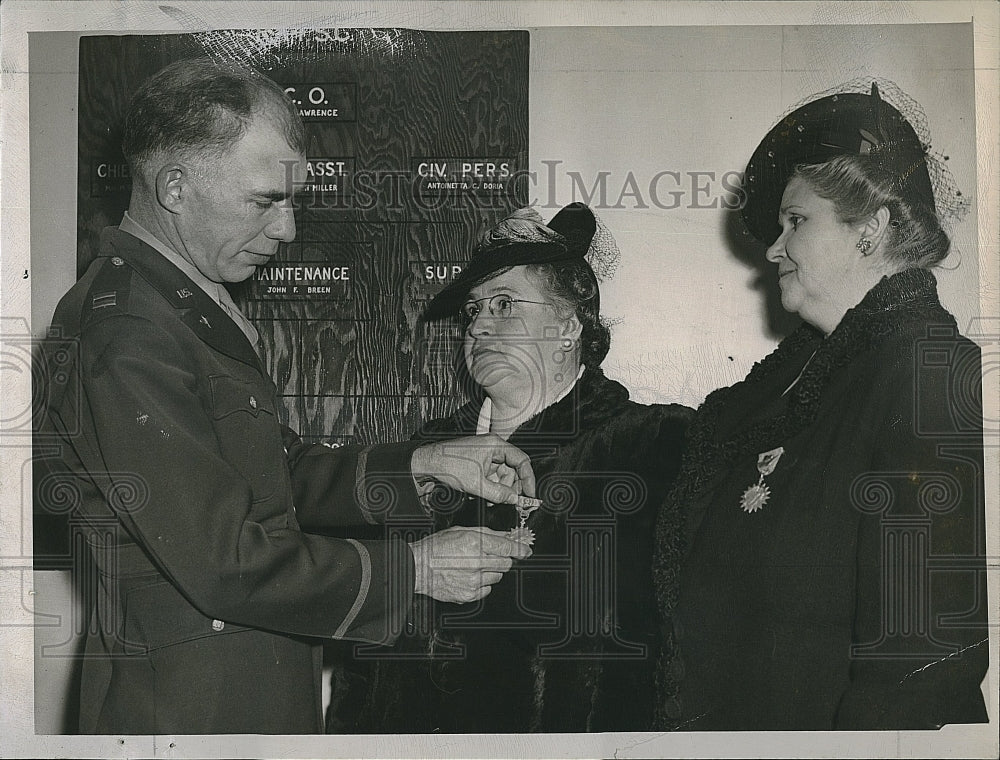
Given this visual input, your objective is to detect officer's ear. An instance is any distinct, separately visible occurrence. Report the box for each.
[154,164,188,215]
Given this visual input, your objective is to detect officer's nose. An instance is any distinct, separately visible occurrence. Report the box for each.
[265,202,296,243]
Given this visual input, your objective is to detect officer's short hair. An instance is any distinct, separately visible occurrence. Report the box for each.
[122,57,306,174]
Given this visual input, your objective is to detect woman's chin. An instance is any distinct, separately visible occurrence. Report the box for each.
[473,363,521,390]
[778,290,801,317]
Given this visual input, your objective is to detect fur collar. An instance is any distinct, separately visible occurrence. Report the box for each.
[651,267,954,728]
[420,366,631,445]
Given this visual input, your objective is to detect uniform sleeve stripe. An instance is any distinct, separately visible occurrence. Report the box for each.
[334,539,372,639]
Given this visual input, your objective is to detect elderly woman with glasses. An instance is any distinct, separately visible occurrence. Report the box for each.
[352,203,692,733]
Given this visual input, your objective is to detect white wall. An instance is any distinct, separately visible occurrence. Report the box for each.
[28,32,81,341]
[528,24,978,407]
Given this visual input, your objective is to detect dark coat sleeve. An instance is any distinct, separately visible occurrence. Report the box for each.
[286,432,428,530]
[834,338,989,728]
[600,402,693,707]
[536,399,694,732]
[70,313,415,644]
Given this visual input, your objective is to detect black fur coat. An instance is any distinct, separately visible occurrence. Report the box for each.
[346,368,691,733]
[652,268,989,730]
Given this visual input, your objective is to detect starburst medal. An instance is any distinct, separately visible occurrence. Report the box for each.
[739,446,784,513]
[508,496,541,544]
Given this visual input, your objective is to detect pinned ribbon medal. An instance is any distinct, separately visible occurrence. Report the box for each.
[508,496,542,545]
[739,446,784,513]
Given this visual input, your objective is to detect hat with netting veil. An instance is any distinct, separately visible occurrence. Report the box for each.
[423,202,620,320]
[741,79,968,246]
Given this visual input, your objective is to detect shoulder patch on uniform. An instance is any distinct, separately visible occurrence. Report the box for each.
[91,291,118,310]
[81,257,134,326]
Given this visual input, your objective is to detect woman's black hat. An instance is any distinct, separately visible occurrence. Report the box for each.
[423,202,597,321]
[741,82,935,245]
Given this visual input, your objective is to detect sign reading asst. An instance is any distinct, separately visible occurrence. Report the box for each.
[301,158,354,195]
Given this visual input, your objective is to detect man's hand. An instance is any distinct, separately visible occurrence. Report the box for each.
[410,434,537,505]
[409,526,532,603]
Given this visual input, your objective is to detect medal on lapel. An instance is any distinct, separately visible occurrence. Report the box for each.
[740,446,784,513]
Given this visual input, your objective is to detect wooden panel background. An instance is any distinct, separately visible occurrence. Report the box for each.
[77,30,529,446]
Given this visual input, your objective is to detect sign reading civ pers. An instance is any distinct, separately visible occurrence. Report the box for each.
[412,158,516,195]
[283,83,357,121]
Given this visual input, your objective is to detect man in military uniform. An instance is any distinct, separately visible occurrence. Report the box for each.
[37,57,533,734]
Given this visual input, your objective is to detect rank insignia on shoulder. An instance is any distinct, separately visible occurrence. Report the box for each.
[92,292,117,310]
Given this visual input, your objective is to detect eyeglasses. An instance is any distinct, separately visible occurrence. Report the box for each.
[459,294,554,324]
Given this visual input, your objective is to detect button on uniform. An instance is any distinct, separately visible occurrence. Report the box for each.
[211,619,225,632]
[249,396,257,410]
[111,256,125,266]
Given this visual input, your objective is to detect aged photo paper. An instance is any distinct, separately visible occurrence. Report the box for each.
[2,1,997,758]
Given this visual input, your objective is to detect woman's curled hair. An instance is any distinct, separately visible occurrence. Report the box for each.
[793,154,951,269]
[526,259,611,368]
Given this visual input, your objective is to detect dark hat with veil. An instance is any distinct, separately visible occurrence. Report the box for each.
[740,80,966,246]
[423,202,617,320]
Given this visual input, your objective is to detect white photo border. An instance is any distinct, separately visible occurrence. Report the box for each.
[1,2,997,758]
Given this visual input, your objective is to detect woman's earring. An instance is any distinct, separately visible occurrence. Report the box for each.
[856,237,873,255]
[555,338,576,382]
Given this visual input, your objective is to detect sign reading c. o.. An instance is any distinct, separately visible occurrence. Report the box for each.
[282,83,357,122]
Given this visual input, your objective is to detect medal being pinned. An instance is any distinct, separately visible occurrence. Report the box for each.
[508,495,542,545]
[740,446,785,513]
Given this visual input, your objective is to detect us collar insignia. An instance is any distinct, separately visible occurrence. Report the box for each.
[740,446,785,513]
